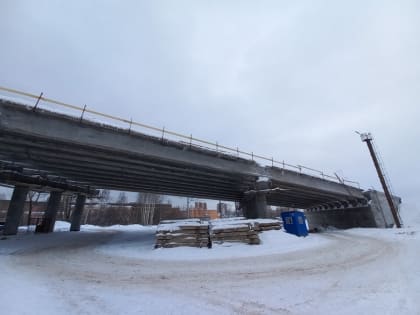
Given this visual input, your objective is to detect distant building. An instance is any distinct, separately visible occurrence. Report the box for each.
[217,202,229,217]
[0,199,48,225]
[156,204,186,222]
[194,202,207,210]
[188,202,220,220]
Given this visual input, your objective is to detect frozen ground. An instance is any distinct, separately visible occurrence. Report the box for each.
[1,210,419,315]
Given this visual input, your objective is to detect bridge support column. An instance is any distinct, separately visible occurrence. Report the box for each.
[3,186,29,235]
[241,182,269,219]
[37,191,62,233]
[241,193,268,218]
[253,192,268,218]
[70,194,86,232]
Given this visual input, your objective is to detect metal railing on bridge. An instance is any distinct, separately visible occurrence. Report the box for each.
[0,85,360,188]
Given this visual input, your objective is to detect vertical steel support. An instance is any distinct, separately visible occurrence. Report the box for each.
[363,137,401,228]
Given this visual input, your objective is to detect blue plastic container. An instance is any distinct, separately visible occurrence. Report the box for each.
[281,211,308,237]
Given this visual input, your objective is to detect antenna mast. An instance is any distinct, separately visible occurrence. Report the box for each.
[358,132,402,228]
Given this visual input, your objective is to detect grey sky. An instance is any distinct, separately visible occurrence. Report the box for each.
[1,1,419,211]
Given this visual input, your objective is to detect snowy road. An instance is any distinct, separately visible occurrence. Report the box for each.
[1,225,419,314]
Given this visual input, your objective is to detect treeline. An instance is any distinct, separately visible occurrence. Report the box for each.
[77,190,166,226]
[1,189,185,227]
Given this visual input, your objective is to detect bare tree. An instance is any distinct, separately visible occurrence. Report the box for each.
[111,191,129,225]
[116,192,128,204]
[85,189,111,224]
[136,192,163,225]
[61,194,76,221]
[99,189,111,204]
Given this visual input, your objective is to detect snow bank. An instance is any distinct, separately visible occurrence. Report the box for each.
[156,219,206,233]
[211,217,280,226]
[81,223,153,232]
[400,202,420,228]
[257,176,270,182]
[54,220,71,231]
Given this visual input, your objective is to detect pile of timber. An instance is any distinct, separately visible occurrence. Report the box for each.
[210,218,260,245]
[155,219,211,248]
[210,218,282,245]
[251,219,282,232]
[155,218,282,248]
[211,224,260,245]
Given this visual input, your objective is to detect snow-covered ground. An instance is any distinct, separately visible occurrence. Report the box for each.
[1,211,420,315]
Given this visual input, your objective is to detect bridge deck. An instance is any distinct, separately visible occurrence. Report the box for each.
[0,99,365,208]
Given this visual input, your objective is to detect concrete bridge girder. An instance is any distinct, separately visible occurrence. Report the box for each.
[0,135,249,184]
[0,132,256,201]
[0,100,366,218]
[0,101,262,176]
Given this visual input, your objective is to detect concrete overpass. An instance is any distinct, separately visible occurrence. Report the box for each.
[0,97,395,234]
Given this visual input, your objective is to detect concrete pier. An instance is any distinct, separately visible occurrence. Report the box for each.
[37,191,62,233]
[70,194,86,232]
[305,190,402,229]
[3,186,29,235]
[241,181,269,219]
[305,207,377,229]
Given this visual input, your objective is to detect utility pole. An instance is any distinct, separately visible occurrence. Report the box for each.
[357,132,402,228]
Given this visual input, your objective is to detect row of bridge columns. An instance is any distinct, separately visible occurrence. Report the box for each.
[3,185,86,236]
[3,186,268,235]
[2,183,269,235]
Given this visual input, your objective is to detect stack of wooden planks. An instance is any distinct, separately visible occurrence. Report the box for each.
[252,219,282,232]
[155,217,283,248]
[155,219,211,248]
[211,222,260,245]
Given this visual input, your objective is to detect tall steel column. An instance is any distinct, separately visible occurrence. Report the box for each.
[359,132,401,228]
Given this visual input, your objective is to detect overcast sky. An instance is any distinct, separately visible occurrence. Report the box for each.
[1,1,419,212]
